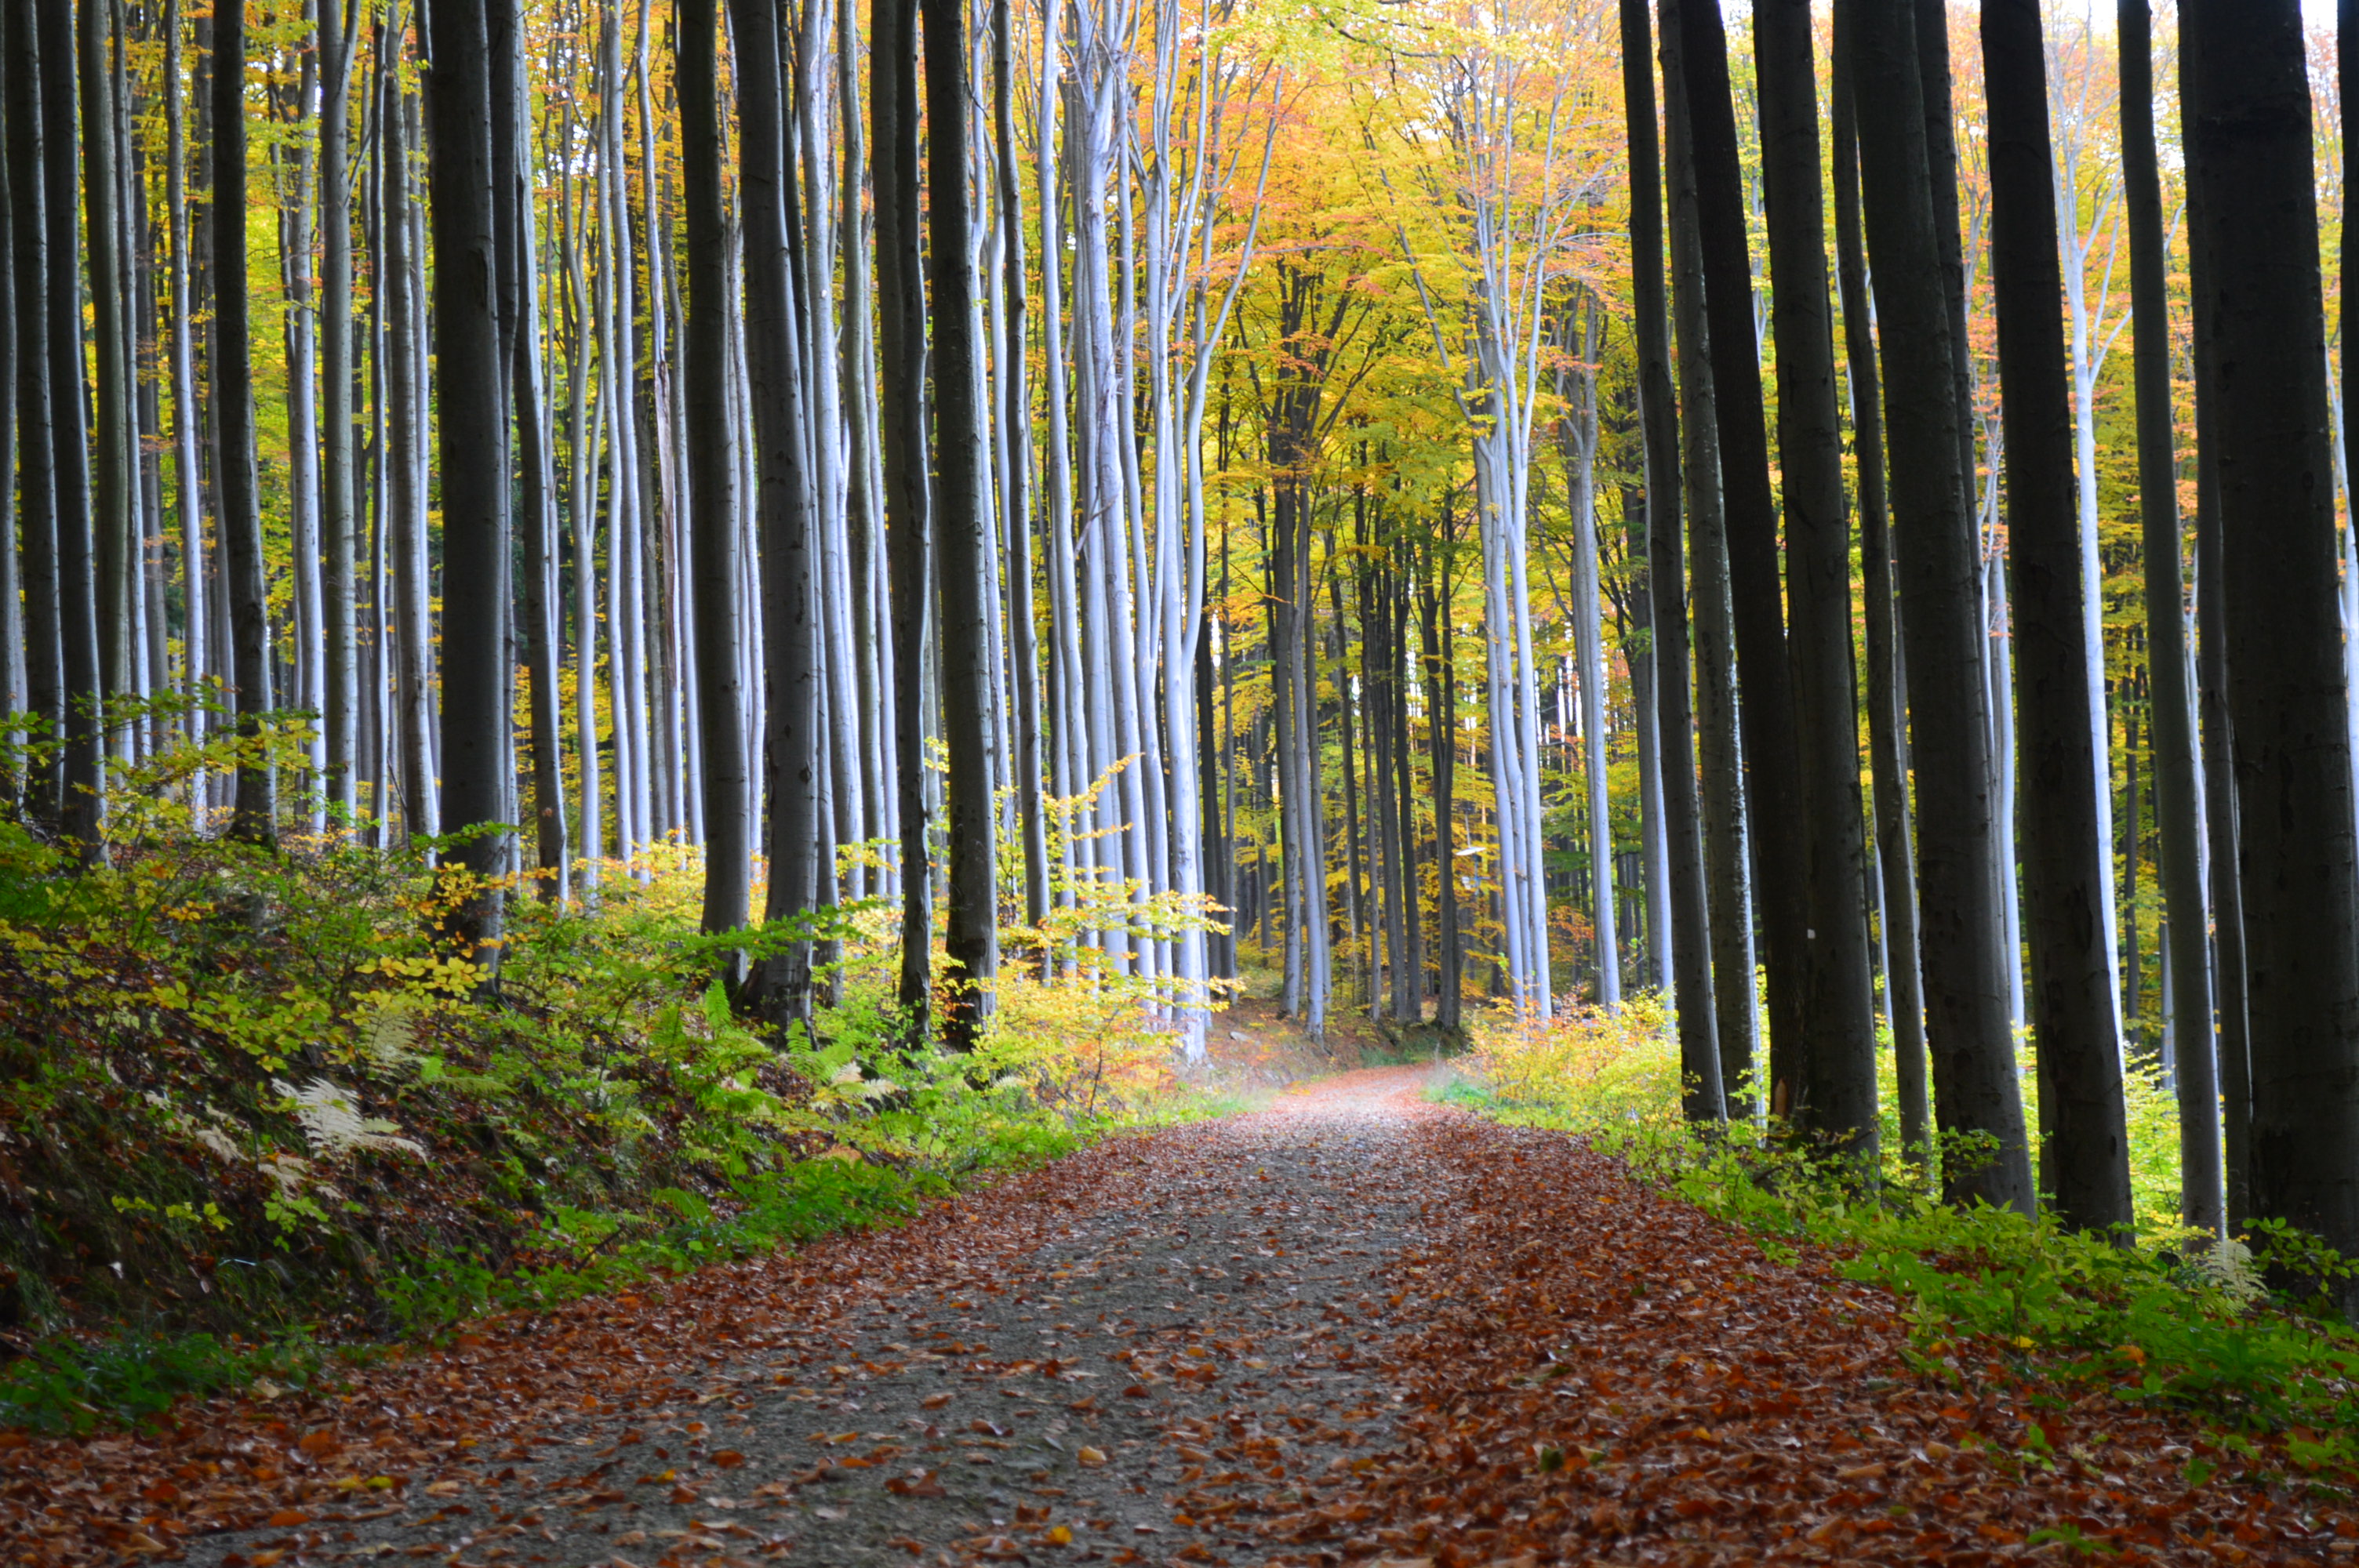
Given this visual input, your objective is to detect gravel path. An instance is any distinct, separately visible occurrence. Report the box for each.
[173,1066,1450,1568]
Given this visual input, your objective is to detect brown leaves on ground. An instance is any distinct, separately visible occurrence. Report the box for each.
[1274,1118,2357,1566]
[2,1069,2354,1566]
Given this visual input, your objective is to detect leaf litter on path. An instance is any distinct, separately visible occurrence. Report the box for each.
[2,1065,2350,1566]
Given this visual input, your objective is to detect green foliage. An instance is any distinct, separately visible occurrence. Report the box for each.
[0,699,1213,1432]
[0,1330,354,1436]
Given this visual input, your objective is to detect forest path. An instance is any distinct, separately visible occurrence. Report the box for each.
[26,1067,2353,1566]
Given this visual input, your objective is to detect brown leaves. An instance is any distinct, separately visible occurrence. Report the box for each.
[1252,1115,2357,1567]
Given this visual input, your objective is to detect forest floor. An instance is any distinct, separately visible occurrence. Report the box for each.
[9,1060,2356,1568]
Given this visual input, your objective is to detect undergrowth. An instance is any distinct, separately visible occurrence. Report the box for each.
[0,709,1227,1434]
[1443,996,2359,1475]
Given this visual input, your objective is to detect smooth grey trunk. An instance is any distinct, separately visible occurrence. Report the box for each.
[320,0,358,822]
[164,0,201,755]
[383,41,434,847]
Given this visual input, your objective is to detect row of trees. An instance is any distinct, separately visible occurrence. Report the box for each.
[6,0,2359,1284]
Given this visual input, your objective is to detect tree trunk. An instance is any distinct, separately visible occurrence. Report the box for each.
[423,0,510,955]
[1623,0,1721,1123]
[874,0,932,1033]
[1983,0,2133,1234]
[383,45,434,848]
[1755,0,1879,1152]
[1420,534,1463,1036]
[2120,0,2209,1233]
[1675,0,1808,1116]
[1661,0,1756,1111]
[39,1,99,845]
[733,0,821,1022]
[213,0,274,845]
[5,0,60,827]
[79,0,133,775]
[1847,0,2034,1214]
[1832,4,1932,1161]
[2184,0,2359,1297]
[925,0,999,1047]
[680,0,748,950]
[319,0,358,823]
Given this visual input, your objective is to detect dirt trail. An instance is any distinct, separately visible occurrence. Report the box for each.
[11,1066,2355,1566]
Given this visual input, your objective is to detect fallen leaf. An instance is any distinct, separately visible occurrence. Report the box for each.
[711,1449,746,1468]
[265,1508,309,1528]
[1077,1446,1108,1466]
[921,1392,953,1409]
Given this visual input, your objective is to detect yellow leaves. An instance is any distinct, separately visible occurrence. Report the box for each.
[354,951,489,997]
[1076,1445,1109,1466]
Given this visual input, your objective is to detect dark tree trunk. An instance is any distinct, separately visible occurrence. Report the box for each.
[0,11,16,778]
[492,0,565,898]
[1622,0,1720,1123]
[213,0,274,844]
[924,0,998,1047]
[1660,0,1757,1111]
[2194,360,2254,1229]
[1832,1,1932,1160]
[874,0,932,1034]
[79,0,132,761]
[1845,0,2034,1214]
[1674,0,1808,1120]
[423,0,509,949]
[1755,0,1879,1152]
[1420,538,1463,1036]
[38,0,98,844]
[1983,0,2133,1235]
[5,0,61,826]
[2184,0,2359,1295]
[679,0,748,950]
[732,0,820,1024]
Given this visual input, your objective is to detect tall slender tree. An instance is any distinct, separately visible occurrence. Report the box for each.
[1983,0,2132,1235]
[2125,0,2220,1239]
[1621,0,1717,1123]
[680,0,748,953]
[1847,0,2034,1213]
[1832,0,1931,1160]
[2184,0,2359,1299]
[1675,0,1807,1114]
[215,0,274,844]
[1754,0,1878,1152]
[423,0,510,949]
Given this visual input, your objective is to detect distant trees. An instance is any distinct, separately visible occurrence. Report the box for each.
[5,0,2359,1263]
